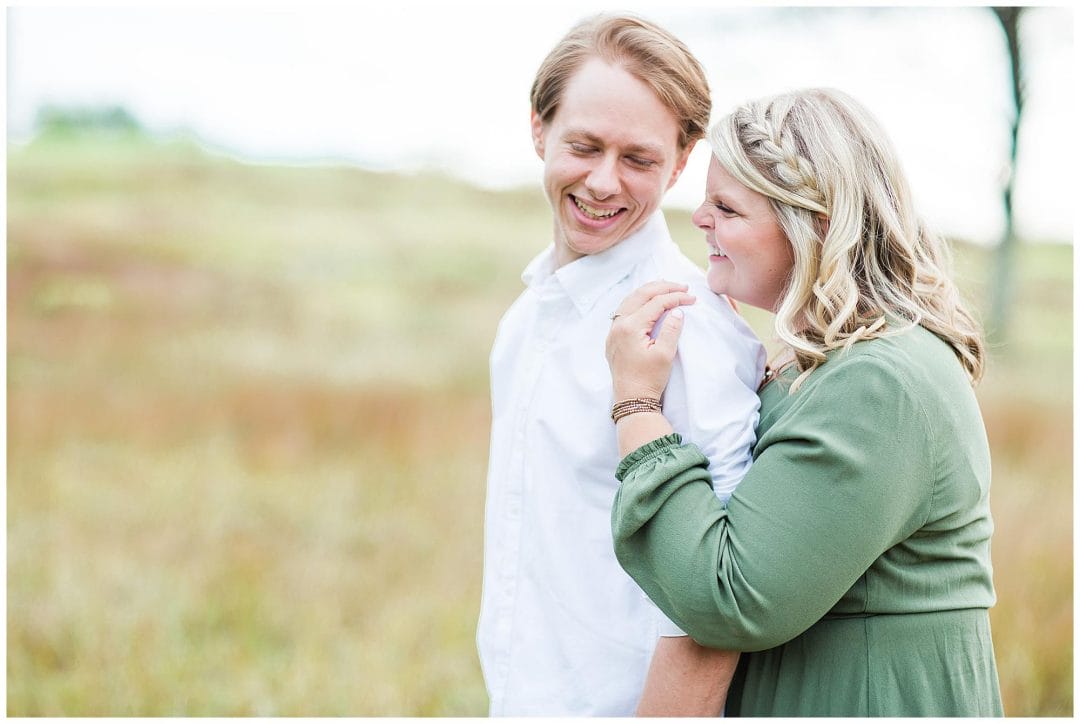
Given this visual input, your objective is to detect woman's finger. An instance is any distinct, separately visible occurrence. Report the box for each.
[628,291,696,329]
[651,307,685,358]
[614,281,690,317]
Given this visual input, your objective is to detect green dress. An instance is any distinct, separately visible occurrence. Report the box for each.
[612,325,1003,716]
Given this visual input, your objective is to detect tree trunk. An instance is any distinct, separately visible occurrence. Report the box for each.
[989,6,1025,342]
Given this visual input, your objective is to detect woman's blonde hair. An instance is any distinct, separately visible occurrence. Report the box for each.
[709,88,985,391]
[530,14,711,151]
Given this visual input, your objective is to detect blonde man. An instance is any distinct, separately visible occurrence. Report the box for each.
[477,14,764,716]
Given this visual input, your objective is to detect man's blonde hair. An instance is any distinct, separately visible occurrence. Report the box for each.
[530,14,711,151]
[709,88,985,391]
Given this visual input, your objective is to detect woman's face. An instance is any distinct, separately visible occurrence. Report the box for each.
[692,156,796,311]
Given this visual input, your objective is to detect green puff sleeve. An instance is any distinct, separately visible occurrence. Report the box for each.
[612,353,936,652]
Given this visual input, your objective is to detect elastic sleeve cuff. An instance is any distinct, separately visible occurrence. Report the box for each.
[615,433,684,481]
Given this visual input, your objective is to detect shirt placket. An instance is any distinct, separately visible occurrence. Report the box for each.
[492,276,573,708]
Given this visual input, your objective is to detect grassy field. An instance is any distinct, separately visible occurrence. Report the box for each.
[7,133,1072,716]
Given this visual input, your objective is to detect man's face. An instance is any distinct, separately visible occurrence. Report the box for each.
[531,58,691,268]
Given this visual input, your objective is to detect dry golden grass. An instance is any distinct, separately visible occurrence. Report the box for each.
[7,133,1072,715]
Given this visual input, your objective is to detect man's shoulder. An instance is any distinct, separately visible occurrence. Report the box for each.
[645,240,705,276]
[631,245,757,340]
[632,244,708,296]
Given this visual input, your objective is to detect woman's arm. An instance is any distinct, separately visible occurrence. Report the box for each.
[606,281,694,456]
[612,355,934,651]
[608,282,747,713]
[616,409,674,457]
[636,637,739,716]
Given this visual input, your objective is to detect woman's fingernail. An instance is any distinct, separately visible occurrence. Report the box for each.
[672,308,684,319]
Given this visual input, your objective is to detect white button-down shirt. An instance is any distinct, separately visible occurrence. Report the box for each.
[477,211,765,716]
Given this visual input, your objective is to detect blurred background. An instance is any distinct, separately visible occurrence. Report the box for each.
[5,4,1073,716]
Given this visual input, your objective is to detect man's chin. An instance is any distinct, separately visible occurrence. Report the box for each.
[564,231,624,258]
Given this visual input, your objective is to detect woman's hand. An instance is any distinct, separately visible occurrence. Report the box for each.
[606,281,696,401]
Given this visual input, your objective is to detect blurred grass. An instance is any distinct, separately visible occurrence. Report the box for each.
[7,133,1072,715]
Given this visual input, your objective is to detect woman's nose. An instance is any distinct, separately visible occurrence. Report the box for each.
[691,203,711,229]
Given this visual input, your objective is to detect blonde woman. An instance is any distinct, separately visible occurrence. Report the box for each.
[604,88,1002,716]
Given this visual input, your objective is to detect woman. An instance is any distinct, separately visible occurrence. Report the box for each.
[604,88,1002,716]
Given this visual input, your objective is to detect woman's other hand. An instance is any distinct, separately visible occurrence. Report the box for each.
[606,281,696,401]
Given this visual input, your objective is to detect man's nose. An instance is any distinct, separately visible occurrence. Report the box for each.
[585,154,621,199]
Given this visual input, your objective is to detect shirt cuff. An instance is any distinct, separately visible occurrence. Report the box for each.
[657,616,688,638]
[641,588,688,637]
[615,433,683,481]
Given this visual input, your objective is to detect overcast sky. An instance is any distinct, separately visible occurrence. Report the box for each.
[6,4,1075,244]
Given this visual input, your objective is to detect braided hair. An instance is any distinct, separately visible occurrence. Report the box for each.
[709,88,984,391]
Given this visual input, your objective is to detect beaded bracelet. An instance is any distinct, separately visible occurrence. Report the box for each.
[610,397,662,423]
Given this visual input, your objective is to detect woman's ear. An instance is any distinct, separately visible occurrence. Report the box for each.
[530,110,546,160]
[816,213,830,238]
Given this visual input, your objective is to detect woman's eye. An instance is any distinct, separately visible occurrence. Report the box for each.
[570,143,596,154]
[712,200,738,216]
[627,157,656,169]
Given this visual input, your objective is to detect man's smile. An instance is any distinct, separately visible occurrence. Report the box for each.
[570,195,626,226]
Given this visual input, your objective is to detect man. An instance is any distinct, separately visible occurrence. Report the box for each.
[477,14,765,716]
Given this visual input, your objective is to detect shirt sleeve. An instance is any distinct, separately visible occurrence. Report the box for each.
[611,354,935,652]
[661,298,764,502]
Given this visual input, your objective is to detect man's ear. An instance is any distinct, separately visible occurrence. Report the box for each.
[530,110,546,161]
[666,140,696,191]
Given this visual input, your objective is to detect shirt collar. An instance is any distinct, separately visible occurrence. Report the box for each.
[521,210,670,316]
